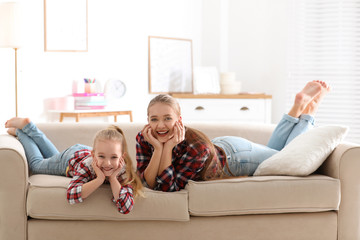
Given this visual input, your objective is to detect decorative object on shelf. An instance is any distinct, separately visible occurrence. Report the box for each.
[0,2,23,117]
[44,0,88,52]
[84,78,96,93]
[148,36,193,94]
[193,66,221,94]
[104,79,126,100]
[220,72,242,94]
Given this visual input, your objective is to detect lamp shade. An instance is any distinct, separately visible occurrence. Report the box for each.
[0,2,22,48]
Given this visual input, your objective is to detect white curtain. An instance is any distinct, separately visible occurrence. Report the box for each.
[287,0,360,143]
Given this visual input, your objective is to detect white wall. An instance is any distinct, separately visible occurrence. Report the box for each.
[0,0,289,129]
[201,0,290,123]
[229,0,290,123]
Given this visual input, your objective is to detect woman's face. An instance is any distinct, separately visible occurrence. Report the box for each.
[148,102,180,143]
[93,139,123,176]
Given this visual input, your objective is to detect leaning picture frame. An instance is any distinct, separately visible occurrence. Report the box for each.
[44,0,88,52]
[148,36,193,94]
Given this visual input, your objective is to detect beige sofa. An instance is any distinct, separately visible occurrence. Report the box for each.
[1,121,360,240]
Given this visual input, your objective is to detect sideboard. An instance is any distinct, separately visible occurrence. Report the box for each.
[171,93,272,123]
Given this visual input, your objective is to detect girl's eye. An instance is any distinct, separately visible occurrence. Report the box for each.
[98,155,105,159]
[111,156,118,160]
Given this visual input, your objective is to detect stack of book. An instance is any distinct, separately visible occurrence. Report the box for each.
[73,93,107,110]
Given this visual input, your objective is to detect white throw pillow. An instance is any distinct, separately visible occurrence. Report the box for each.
[253,125,349,176]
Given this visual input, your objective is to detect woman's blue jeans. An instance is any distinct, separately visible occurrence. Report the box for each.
[16,122,91,176]
[212,114,314,176]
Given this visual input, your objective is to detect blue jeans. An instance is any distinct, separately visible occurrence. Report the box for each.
[212,114,315,176]
[16,122,91,176]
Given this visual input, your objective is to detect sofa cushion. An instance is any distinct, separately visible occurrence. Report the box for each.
[27,175,189,221]
[254,125,349,176]
[186,175,340,216]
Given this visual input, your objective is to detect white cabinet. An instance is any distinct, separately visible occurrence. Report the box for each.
[173,94,272,123]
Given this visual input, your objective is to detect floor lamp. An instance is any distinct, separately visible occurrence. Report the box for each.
[0,2,22,117]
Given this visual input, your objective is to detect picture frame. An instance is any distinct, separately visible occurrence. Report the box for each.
[148,36,193,94]
[44,0,88,52]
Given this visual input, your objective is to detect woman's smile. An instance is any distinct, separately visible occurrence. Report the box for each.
[156,130,170,136]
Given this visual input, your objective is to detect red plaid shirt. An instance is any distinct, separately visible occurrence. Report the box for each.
[136,130,226,192]
[66,149,134,214]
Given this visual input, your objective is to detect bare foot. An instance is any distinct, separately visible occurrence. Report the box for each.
[7,128,17,136]
[302,80,331,115]
[288,81,322,118]
[5,117,30,129]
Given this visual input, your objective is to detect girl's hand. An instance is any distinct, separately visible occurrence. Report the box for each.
[165,120,185,149]
[92,158,105,182]
[142,124,163,150]
[109,157,126,182]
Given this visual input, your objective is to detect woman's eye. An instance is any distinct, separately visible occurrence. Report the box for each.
[165,117,172,121]
[150,118,157,122]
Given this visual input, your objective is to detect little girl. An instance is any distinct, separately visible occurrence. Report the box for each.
[136,81,331,192]
[5,118,143,214]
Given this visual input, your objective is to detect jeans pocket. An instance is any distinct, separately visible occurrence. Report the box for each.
[214,136,252,153]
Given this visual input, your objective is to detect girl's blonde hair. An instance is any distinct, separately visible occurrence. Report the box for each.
[147,94,233,180]
[93,126,144,197]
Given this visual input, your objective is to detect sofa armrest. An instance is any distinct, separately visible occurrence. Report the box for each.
[0,134,28,240]
[318,142,360,240]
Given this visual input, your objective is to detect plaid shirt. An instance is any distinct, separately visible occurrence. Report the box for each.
[136,130,226,192]
[66,149,134,214]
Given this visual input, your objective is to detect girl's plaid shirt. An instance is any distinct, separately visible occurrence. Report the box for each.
[66,149,134,214]
[136,132,226,192]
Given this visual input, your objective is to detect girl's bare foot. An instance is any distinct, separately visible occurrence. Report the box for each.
[5,117,30,129]
[7,128,17,137]
[288,81,322,118]
[302,80,331,116]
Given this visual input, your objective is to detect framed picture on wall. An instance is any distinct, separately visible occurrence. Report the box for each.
[44,0,88,52]
[148,36,193,94]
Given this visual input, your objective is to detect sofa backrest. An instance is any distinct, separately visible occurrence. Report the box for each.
[36,121,275,166]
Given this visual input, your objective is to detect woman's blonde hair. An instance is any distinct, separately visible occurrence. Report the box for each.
[93,126,144,197]
[147,94,233,180]
[147,94,181,116]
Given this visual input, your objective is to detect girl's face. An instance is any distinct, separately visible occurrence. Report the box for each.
[92,139,123,176]
[148,102,181,143]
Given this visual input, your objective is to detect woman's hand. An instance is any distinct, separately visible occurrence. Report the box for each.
[142,124,163,150]
[164,120,185,149]
[91,158,105,182]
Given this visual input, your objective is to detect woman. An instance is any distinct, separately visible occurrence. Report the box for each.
[136,81,331,192]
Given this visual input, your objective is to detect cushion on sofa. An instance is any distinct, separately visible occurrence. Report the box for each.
[254,125,348,176]
[27,175,189,221]
[186,175,340,216]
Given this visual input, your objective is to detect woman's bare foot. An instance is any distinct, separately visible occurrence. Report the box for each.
[302,80,331,116]
[5,117,30,129]
[288,81,322,118]
[7,128,17,136]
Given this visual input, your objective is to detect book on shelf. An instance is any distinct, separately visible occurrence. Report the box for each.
[72,93,104,97]
[75,106,106,110]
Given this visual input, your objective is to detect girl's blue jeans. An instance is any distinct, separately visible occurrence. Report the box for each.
[212,114,315,176]
[16,122,91,176]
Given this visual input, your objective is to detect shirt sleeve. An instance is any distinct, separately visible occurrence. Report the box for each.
[136,132,152,187]
[67,163,93,204]
[155,143,210,192]
[112,185,134,214]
